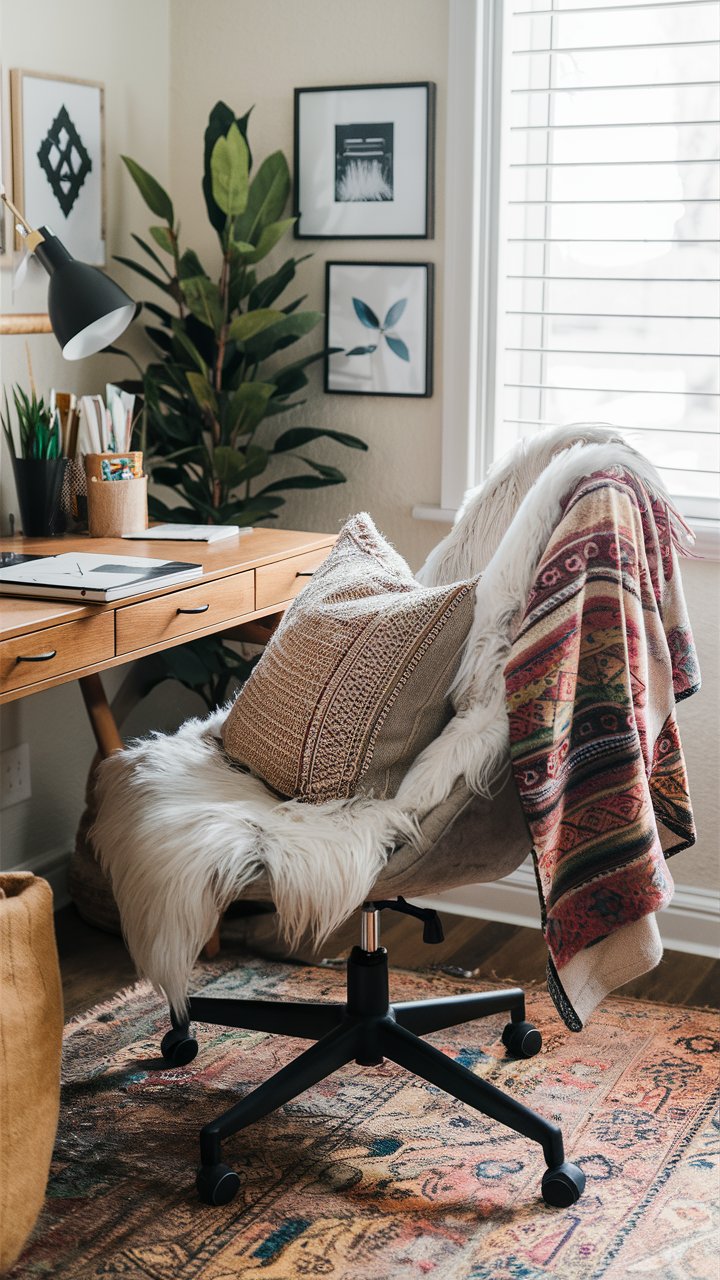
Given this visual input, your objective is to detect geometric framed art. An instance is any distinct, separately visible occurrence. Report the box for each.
[10,69,105,263]
[294,82,435,239]
[324,261,434,397]
[0,64,12,263]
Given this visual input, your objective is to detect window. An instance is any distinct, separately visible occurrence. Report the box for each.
[421,0,720,533]
[496,0,720,520]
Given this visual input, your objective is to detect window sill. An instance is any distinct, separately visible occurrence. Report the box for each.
[413,506,720,563]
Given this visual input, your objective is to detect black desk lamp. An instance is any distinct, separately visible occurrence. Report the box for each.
[1,188,135,360]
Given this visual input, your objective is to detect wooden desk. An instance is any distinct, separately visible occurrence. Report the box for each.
[0,528,335,753]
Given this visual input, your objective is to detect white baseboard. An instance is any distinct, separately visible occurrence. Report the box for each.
[7,847,71,910]
[8,849,718,959]
[415,860,720,959]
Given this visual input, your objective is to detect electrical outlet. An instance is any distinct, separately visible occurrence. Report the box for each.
[1,743,32,808]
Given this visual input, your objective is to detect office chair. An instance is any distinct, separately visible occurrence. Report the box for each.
[156,773,586,1211]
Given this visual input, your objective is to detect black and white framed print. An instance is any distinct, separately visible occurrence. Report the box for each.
[10,69,105,264]
[294,83,435,239]
[325,262,434,397]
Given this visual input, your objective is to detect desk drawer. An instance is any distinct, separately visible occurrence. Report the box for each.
[255,548,330,611]
[116,571,254,655]
[0,613,114,694]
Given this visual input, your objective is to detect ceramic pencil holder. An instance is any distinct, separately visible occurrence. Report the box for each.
[86,475,148,537]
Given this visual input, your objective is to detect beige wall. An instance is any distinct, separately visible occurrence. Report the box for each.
[673,560,720,890]
[1,0,717,903]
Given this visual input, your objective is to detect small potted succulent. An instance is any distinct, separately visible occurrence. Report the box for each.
[2,383,67,536]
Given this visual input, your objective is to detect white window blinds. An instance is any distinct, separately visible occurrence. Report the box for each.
[497,0,720,519]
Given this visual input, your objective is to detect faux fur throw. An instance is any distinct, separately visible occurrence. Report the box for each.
[92,426,697,1025]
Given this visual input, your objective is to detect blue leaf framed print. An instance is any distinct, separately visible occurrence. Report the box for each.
[325,263,433,397]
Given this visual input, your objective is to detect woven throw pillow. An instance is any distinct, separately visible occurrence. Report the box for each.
[222,513,477,803]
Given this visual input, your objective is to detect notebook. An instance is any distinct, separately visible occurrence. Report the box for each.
[0,552,203,603]
[122,523,252,543]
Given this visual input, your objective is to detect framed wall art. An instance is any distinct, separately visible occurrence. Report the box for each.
[324,261,434,398]
[10,69,105,264]
[0,66,11,263]
[294,82,435,239]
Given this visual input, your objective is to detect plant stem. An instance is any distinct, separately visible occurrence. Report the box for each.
[170,226,185,319]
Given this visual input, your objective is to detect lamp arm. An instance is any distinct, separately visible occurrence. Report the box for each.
[0,186,34,235]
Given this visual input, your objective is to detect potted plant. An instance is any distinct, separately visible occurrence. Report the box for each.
[114,100,367,706]
[2,383,67,537]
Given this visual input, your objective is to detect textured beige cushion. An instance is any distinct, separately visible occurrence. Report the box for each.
[222,513,477,803]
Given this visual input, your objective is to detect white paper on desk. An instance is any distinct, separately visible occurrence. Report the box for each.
[123,523,251,542]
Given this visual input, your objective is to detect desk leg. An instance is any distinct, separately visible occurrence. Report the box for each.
[79,672,124,757]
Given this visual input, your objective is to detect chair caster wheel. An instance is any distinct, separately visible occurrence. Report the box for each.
[541,1161,586,1207]
[160,1027,198,1067]
[196,1162,241,1206]
[502,1020,542,1058]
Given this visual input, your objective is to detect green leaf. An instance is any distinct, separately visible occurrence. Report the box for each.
[222,495,285,521]
[150,465,186,488]
[269,348,326,400]
[298,457,346,483]
[273,426,367,453]
[178,249,208,280]
[170,322,209,376]
[213,443,268,488]
[121,155,174,223]
[186,371,218,413]
[130,234,171,276]
[203,101,253,234]
[146,325,173,355]
[234,151,290,245]
[180,276,224,331]
[148,496,200,523]
[242,310,322,361]
[229,308,284,343]
[143,301,174,325]
[210,123,250,218]
[243,217,295,264]
[263,396,307,418]
[228,237,256,255]
[248,254,310,310]
[158,645,213,688]
[113,255,172,294]
[149,225,176,255]
[256,474,341,496]
[224,381,276,437]
[282,295,307,316]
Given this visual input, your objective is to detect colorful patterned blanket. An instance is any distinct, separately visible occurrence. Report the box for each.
[505,468,700,1029]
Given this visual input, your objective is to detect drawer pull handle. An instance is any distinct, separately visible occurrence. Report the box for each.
[16,650,57,664]
[296,571,314,578]
[176,604,210,615]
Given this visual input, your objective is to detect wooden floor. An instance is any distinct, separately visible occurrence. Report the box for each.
[56,903,720,1021]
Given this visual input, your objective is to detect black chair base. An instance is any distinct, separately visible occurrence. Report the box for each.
[161,943,586,1210]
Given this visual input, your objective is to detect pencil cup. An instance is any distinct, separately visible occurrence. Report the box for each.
[87,475,148,537]
[85,451,143,482]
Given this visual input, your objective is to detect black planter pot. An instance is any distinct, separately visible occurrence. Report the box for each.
[11,457,68,537]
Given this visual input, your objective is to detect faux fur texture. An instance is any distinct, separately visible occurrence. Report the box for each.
[92,427,685,1014]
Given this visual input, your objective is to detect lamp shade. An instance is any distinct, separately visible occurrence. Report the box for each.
[33,229,135,361]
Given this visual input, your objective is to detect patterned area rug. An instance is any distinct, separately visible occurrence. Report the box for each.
[11,958,719,1279]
